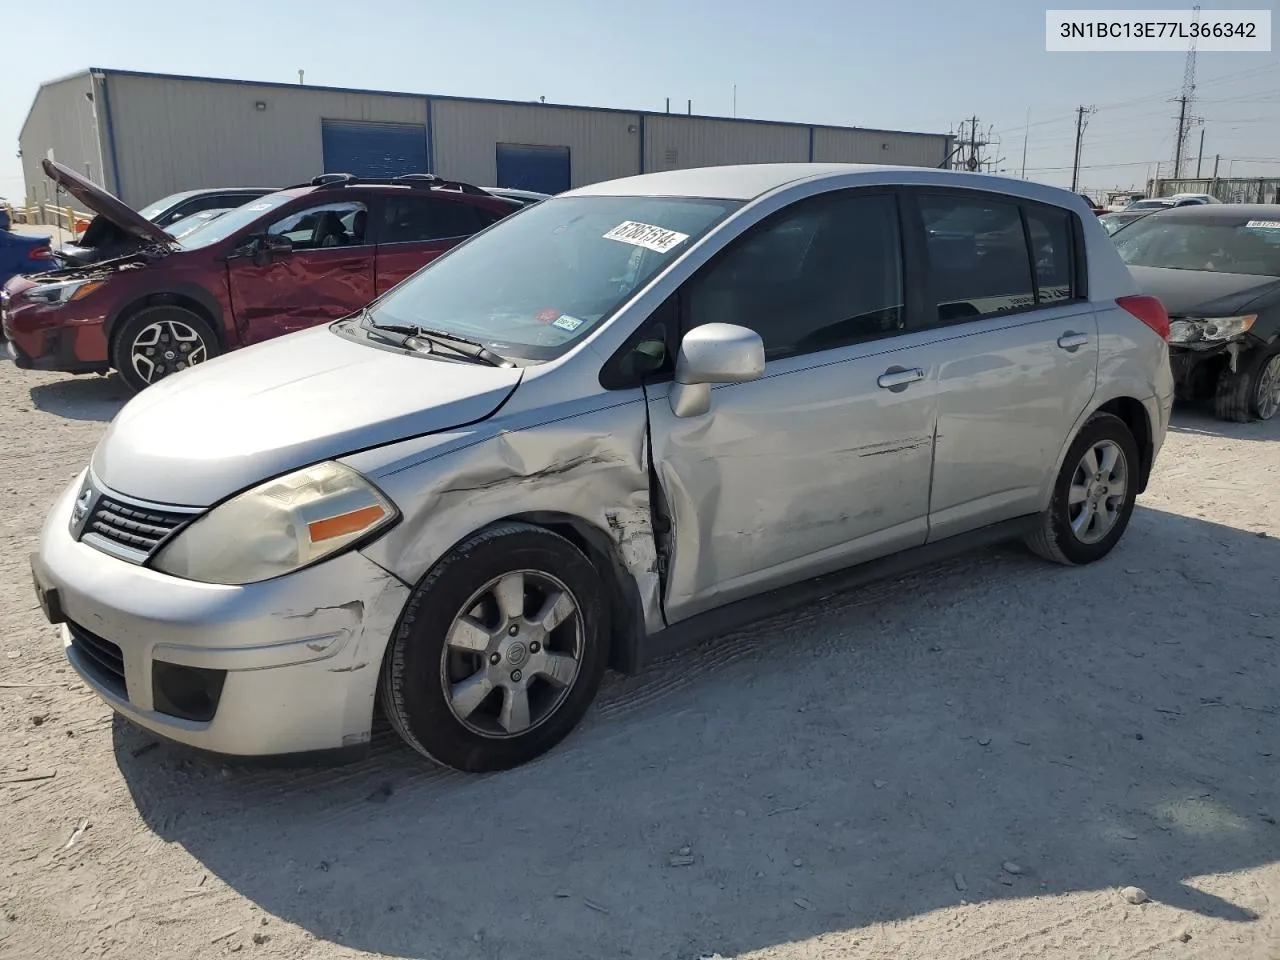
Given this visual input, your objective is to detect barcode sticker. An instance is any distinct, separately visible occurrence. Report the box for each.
[603,221,690,253]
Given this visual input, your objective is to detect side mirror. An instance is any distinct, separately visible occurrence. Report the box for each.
[669,323,764,418]
[251,234,292,266]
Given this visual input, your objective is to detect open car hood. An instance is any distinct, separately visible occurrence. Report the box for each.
[41,159,173,247]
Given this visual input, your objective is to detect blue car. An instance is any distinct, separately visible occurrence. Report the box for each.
[0,208,55,287]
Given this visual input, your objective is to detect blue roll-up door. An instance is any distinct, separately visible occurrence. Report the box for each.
[321,120,429,178]
[495,143,571,195]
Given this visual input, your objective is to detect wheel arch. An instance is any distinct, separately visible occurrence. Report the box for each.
[1046,394,1157,504]
[1094,396,1154,493]
[385,512,648,678]
[104,285,229,351]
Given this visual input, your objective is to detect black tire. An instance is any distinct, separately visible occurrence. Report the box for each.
[1026,412,1140,566]
[110,304,221,394]
[379,522,609,772]
[1214,342,1280,423]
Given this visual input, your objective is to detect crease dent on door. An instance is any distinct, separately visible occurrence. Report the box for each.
[367,401,663,633]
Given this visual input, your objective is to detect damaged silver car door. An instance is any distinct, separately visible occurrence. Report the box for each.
[645,189,942,622]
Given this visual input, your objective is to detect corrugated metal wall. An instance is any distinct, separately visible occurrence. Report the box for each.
[644,116,809,171]
[431,101,640,188]
[104,74,427,205]
[20,71,951,208]
[813,127,949,168]
[18,72,104,206]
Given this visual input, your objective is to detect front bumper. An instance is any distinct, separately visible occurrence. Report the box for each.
[1168,337,1264,398]
[1,296,110,372]
[33,476,411,757]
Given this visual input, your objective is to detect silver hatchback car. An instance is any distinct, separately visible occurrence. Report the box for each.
[32,164,1175,772]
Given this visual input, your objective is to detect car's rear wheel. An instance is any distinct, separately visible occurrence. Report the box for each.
[1215,343,1280,423]
[110,305,220,394]
[1026,412,1140,566]
[379,523,609,772]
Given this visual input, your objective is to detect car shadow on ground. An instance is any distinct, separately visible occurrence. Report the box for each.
[111,506,1279,960]
[1168,402,1280,442]
[28,374,128,422]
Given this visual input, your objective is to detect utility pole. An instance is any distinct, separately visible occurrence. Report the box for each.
[1173,95,1189,178]
[1071,105,1096,193]
[1020,107,1030,179]
[1212,153,1221,182]
[1196,127,1206,178]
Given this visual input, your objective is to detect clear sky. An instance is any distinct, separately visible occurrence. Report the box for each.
[2,0,1278,202]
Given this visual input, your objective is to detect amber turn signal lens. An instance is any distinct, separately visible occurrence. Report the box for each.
[307,505,387,543]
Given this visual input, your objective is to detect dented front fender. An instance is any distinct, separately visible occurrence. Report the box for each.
[346,394,663,635]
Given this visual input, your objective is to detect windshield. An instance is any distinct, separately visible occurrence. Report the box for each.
[176,193,295,250]
[1114,216,1280,276]
[363,194,742,361]
[1128,199,1173,210]
[137,192,193,222]
[166,209,230,240]
[1100,213,1144,236]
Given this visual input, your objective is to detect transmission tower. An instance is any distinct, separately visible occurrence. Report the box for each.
[947,116,996,171]
[1172,4,1201,178]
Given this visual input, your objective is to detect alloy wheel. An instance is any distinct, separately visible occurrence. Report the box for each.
[1255,354,1280,421]
[440,570,584,738]
[1067,439,1129,545]
[130,319,209,384]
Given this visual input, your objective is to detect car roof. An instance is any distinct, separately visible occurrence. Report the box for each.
[159,187,277,201]
[564,163,1089,208]
[270,183,505,203]
[1143,203,1280,221]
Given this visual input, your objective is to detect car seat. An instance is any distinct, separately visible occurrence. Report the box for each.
[313,211,347,248]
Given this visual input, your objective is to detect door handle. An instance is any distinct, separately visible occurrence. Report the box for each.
[877,367,925,390]
[1057,331,1089,350]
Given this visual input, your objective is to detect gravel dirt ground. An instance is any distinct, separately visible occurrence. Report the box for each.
[1,362,1278,960]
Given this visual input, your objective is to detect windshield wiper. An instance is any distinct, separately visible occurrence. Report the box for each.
[360,314,513,368]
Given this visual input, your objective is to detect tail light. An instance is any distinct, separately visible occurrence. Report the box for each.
[28,245,53,261]
[1116,294,1170,341]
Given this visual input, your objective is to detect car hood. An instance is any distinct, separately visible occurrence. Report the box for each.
[90,325,523,506]
[1126,265,1280,317]
[42,159,173,247]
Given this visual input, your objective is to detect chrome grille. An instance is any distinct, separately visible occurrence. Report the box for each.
[73,474,204,564]
[86,496,190,554]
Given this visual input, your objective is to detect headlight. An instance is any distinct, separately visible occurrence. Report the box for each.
[1167,314,1257,344]
[23,278,105,304]
[152,461,398,585]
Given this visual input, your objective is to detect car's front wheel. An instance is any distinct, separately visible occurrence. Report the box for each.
[379,523,609,772]
[1026,411,1140,566]
[1215,343,1280,423]
[110,304,220,394]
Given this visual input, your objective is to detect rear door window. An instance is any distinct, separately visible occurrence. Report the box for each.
[918,194,1036,322]
[381,196,485,244]
[1023,205,1077,304]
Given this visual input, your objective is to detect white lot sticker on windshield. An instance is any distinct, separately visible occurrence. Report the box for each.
[552,314,583,331]
[603,221,690,254]
[246,202,273,211]
[1246,220,1280,229]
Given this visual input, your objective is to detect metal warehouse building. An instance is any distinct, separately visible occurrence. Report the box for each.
[19,68,952,208]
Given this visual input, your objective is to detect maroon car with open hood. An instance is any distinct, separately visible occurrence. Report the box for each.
[1,160,521,393]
